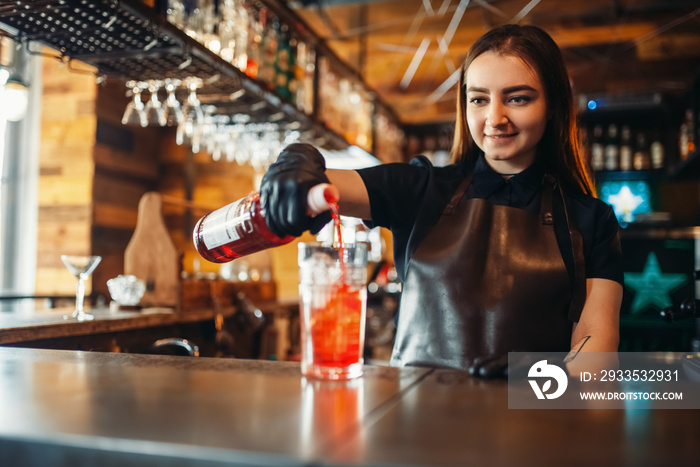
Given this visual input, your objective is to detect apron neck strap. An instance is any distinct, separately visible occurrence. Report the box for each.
[443,172,473,215]
[539,174,556,225]
[541,173,586,320]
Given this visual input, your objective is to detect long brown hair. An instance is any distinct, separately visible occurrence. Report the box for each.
[450,24,595,196]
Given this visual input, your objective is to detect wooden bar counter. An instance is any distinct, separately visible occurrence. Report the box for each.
[0,347,698,467]
[0,306,221,345]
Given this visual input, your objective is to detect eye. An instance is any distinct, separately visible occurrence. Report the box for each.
[508,95,532,104]
[468,97,487,105]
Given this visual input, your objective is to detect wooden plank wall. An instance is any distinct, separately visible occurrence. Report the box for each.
[35,57,98,296]
[91,79,161,298]
[35,55,162,299]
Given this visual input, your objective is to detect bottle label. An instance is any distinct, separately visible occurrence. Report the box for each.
[200,198,251,250]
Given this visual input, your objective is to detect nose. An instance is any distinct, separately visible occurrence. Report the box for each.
[486,101,508,127]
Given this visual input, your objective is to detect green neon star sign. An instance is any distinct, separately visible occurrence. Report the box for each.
[624,252,688,314]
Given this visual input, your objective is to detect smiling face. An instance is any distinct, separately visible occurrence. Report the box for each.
[465,51,548,174]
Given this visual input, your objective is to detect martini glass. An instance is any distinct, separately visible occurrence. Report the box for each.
[60,255,102,321]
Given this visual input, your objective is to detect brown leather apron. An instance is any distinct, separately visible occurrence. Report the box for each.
[391,173,584,370]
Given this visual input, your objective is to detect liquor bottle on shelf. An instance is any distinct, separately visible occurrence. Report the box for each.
[590,124,605,171]
[245,1,263,78]
[318,57,340,130]
[618,125,633,171]
[259,13,279,87]
[294,40,307,112]
[200,0,219,55]
[295,41,316,115]
[650,131,665,170]
[274,23,293,102]
[166,0,185,29]
[218,0,237,63]
[232,0,249,72]
[633,132,652,171]
[604,124,619,171]
[193,183,340,263]
[679,109,695,160]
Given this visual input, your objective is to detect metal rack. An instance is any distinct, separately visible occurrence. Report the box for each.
[0,0,349,149]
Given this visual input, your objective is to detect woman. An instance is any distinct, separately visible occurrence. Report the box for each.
[260,24,623,375]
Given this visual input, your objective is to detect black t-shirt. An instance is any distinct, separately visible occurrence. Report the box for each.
[357,154,624,288]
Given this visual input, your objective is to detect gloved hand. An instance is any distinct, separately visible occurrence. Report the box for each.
[260,143,332,238]
[469,353,567,380]
[469,353,510,379]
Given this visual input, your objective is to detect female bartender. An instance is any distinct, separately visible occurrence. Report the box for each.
[260,24,623,376]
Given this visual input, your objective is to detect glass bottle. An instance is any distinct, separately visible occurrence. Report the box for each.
[274,23,293,102]
[232,0,249,72]
[259,13,279,87]
[245,1,263,78]
[604,124,619,171]
[619,125,632,171]
[294,40,308,112]
[193,183,339,263]
[633,132,652,171]
[650,131,665,170]
[296,41,316,114]
[218,0,237,63]
[590,124,604,171]
[679,109,695,160]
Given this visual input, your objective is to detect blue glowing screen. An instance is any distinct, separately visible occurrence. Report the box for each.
[599,180,653,225]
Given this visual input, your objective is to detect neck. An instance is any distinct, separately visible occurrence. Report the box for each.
[483,151,537,175]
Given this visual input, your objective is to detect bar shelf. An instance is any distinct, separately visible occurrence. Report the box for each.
[0,0,351,150]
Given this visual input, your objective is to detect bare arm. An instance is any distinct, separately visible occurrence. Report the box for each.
[326,169,372,220]
[566,278,622,375]
[571,278,622,352]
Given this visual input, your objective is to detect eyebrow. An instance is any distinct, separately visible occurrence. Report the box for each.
[466,85,538,94]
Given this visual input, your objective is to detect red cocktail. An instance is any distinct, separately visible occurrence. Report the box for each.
[298,243,368,380]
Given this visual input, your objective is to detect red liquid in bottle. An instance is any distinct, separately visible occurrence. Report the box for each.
[193,184,340,263]
[193,191,293,263]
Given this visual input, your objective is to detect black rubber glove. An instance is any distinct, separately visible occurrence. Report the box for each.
[260,143,332,238]
[469,352,572,380]
[469,354,510,379]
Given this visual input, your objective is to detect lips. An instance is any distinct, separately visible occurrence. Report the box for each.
[486,133,517,139]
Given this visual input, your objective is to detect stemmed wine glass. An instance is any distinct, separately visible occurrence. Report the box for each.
[60,255,102,321]
[144,80,167,126]
[121,81,148,127]
[177,77,204,149]
[163,78,183,127]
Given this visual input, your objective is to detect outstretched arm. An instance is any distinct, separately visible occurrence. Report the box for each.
[326,169,371,220]
[260,143,373,238]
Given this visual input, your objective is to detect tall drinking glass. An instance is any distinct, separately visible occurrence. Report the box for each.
[61,255,102,321]
[298,243,368,380]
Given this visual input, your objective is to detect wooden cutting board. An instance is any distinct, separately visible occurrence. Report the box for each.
[124,192,180,308]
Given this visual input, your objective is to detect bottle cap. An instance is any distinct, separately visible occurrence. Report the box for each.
[307,183,339,215]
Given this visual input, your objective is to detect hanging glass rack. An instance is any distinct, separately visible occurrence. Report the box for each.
[0,0,350,149]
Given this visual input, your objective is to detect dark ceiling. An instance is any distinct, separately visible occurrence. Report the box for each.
[288,0,700,125]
